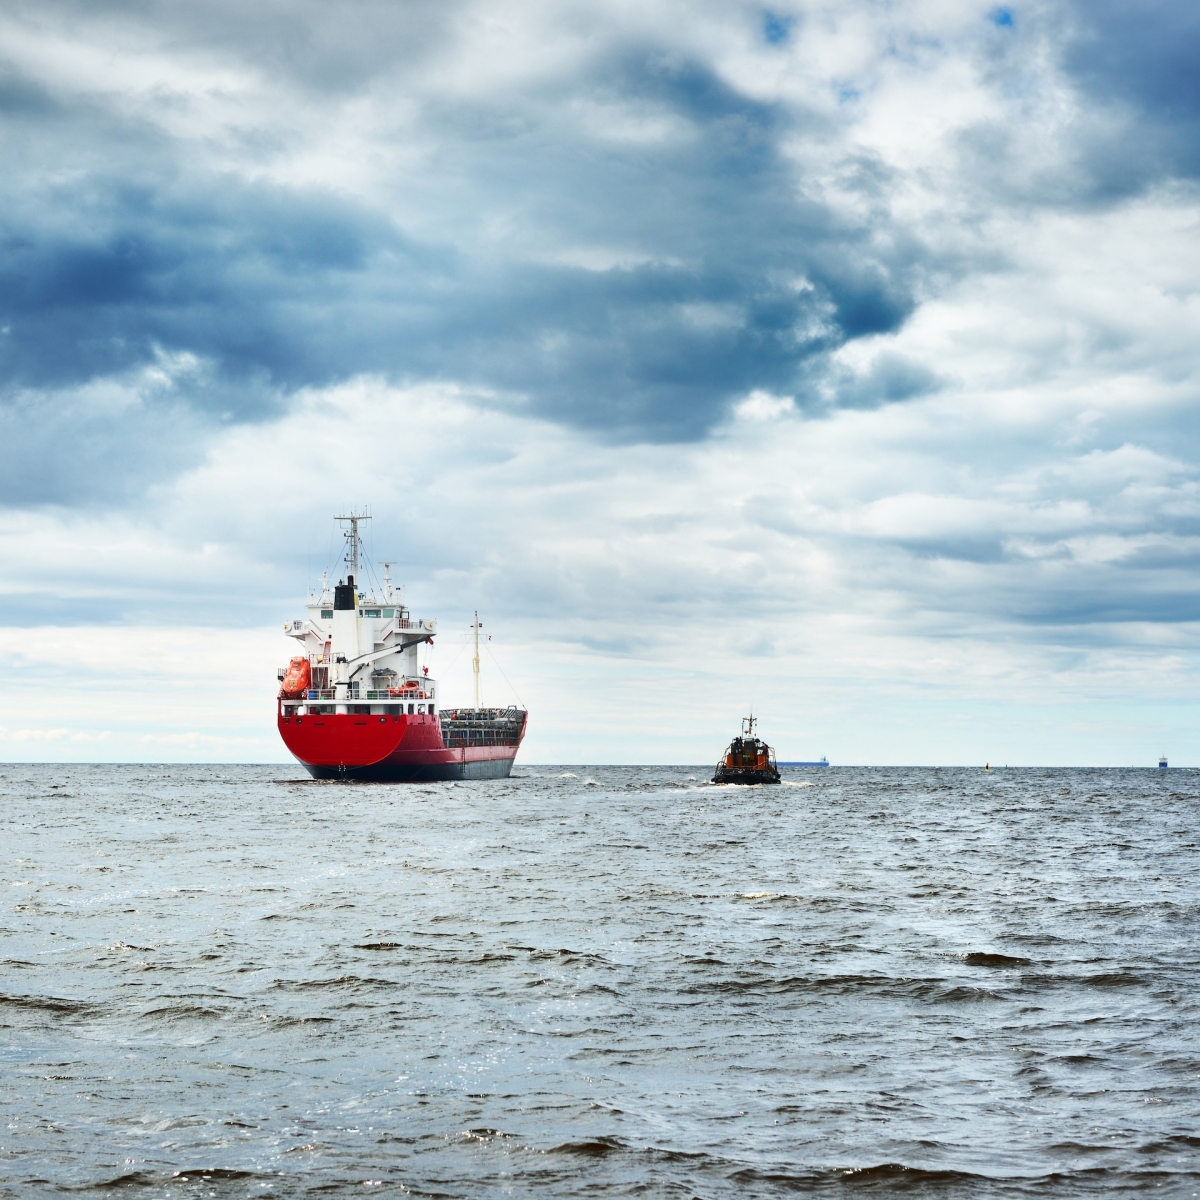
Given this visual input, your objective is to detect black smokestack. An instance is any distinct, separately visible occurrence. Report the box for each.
[334,575,356,610]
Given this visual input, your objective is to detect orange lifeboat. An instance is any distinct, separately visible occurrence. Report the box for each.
[280,656,311,698]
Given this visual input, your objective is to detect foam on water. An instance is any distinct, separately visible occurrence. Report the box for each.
[1,763,1198,1196]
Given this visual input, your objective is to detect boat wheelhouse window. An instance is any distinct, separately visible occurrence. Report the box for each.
[321,609,333,619]
[408,703,415,714]
[365,609,380,618]
[352,704,370,714]
[382,608,394,617]
[417,704,424,714]
[428,704,435,715]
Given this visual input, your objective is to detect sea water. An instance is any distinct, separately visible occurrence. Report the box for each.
[1,764,1198,1196]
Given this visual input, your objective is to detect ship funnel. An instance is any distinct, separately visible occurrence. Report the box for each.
[334,576,356,610]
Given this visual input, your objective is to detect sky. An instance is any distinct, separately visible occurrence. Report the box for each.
[1,0,1199,765]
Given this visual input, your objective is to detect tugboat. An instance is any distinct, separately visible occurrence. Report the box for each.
[713,715,781,785]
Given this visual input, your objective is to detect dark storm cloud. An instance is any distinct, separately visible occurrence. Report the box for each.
[832,352,942,410]
[0,9,930,501]
[0,175,416,400]
[0,158,914,443]
[1062,0,1200,186]
[3,0,1194,509]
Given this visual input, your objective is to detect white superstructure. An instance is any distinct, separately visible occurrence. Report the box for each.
[280,514,437,717]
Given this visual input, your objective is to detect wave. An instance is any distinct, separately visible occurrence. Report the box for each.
[269,974,397,992]
[140,1004,226,1022]
[548,1136,624,1156]
[0,992,93,1015]
[962,952,1033,967]
[680,974,1007,1002]
[81,1168,260,1190]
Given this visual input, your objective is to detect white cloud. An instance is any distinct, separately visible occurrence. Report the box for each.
[734,391,797,421]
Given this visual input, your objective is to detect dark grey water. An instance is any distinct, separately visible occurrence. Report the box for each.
[2,765,1199,1197]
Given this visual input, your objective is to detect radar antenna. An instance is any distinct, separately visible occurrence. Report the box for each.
[334,510,370,583]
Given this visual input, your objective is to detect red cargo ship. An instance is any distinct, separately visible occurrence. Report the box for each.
[277,514,527,781]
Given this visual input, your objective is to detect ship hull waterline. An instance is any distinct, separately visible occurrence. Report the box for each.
[279,711,523,783]
[712,768,781,786]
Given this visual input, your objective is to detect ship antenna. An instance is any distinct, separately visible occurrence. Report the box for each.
[472,611,482,709]
[334,510,370,591]
[381,561,393,602]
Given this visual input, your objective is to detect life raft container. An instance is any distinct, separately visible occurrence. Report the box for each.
[280,656,311,698]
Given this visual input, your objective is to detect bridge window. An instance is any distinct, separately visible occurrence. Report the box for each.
[320,609,333,619]
[383,608,394,617]
[365,609,380,618]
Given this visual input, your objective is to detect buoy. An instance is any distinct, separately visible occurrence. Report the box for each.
[985,762,989,771]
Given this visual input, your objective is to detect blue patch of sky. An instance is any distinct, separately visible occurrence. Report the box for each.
[763,12,792,45]
[990,8,1014,27]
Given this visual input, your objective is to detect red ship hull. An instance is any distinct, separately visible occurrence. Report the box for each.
[278,708,526,781]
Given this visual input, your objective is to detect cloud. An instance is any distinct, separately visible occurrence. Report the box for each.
[1063,0,1200,184]
[5,363,1200,762]
[2,0,1200,762]
[0,0,956,497]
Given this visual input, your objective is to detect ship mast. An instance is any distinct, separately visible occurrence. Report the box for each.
[334,511,370,591]
[472,611,482,709]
